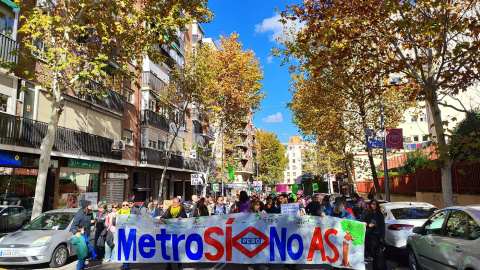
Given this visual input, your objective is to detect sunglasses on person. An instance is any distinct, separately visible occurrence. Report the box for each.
[122,204,129,206]
[112,206,118,208]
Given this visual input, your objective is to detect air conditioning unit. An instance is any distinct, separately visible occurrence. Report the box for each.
[112,140,125,151]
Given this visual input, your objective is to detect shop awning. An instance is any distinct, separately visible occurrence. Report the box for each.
[1,0,19,11]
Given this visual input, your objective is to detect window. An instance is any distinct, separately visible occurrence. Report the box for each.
[293,172,296,177]
[124,89,134,103]
[411,118,417,122]
[123,129,133,145]
[32,37,47,60]
[445,211,468,238]
[419,116,426,122]
[292,165,297,170]
[0,7,15,38]
[287,172,290,176]
[158,140,165,150]
[292,153,295,157]
[292,159,295,163]
[149,100,156,111]
[468,215,480,240]
[413,136,419,142]
[424,211,447,235]
[422,135,429,142]
[0,93,8,112]
[289,147,293,150]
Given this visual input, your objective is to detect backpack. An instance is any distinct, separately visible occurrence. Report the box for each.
[213,205,226,215]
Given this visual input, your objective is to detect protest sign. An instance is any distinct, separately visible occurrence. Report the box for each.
[281,203,300,216]
[191,174,205,185]
[276,184,287,192]
[114,213,366,269]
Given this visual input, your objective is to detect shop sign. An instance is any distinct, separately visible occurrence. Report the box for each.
[107,173,129,179]
[0,150,22,166]
[68,158,101,169]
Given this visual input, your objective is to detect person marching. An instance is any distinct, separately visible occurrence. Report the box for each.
[161,197,187,270]
[211,196,229,215]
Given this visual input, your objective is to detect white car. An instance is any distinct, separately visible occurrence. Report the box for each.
[380,202,438,250]
[407,205,480,270]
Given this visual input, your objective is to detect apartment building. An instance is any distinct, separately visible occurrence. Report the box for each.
[282,136,315,192]
[0,0,210,229]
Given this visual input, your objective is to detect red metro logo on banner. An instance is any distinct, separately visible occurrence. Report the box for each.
[386,129,403,149]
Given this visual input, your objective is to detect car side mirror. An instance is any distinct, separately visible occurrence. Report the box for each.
[412,227,422,234]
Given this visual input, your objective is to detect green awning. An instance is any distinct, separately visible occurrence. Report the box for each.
[170,42,184,57]
[1,0,19,11]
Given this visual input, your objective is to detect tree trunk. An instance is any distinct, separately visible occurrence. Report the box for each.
[368,149,383,200]
[31,77,63,219]
[425,88,454,206]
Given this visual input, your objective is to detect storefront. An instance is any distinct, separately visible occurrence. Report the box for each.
[0,150,57,234]
[105,172,127,205]
[58,158,100,210]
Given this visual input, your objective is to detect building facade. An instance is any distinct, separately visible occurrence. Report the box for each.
[281,136,315,192]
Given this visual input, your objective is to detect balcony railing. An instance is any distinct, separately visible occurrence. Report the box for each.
[0,112,122,160]
[0,33,18,64]
[141,109,169,132]
[78,80,124,114]
[193,133,205,147]
[140,148,205,171]
[142,71,165,92]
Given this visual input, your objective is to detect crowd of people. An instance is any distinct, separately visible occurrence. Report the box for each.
[69,191,387,270]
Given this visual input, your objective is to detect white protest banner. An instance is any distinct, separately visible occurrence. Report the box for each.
[114,213,366,269]
[191,174,205,185]
[281,203,300,216]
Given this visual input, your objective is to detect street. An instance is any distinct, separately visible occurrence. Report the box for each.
[0,256,408,270]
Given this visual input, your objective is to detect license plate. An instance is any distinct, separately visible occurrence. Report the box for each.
[0,250,20,256]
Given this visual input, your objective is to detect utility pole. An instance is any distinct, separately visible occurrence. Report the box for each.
[379,95,390,202]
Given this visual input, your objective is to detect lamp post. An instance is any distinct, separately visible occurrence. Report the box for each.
[380,94,390,202]
[256,148,268,192]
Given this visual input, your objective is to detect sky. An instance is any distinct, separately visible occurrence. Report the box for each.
[201,0,301,144]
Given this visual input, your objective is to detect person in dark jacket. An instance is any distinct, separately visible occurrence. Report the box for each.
[161,197,188,220]
[263,197,278,214]
[127,199,141,215]
[361,199,387,270]
[94,203,108,258]
[350,192,367,219]
[70,200,94,237]
[305,194,325,216]
[193,198,209,217]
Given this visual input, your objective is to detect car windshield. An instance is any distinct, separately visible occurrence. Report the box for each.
[391,207,438,219]
[22,212,75,230]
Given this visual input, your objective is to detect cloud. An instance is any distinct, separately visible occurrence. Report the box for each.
[267,56,274,64]
[255,14,304,43]
[262,112,284,123]
[283,133,288,136]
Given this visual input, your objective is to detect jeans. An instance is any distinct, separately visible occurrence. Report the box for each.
[123,263,130,269]
[167,262,183,269]
[77,258,85,270]
[104,232,115,261]
[365,232,387,270]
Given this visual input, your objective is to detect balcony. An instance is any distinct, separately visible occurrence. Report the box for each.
[0,33,18,64]
[140,148,205,171]
[193,133,206,147]
[238,129,248,136]
[141,109,169,132]
[234,153,248,161]
[235,166,253,174]
[0,112,122,160]
[142,71,165,92]
[78,80,124,114]
[237,141,248,149]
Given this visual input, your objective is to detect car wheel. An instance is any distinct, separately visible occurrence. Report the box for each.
[408,248,422,270]
[49,245,68,268]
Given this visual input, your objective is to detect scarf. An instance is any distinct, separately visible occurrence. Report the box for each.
[170,206,181,218]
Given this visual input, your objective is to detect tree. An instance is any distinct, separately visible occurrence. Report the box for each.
[197,33,266,183]
[280,0,480,206]
[254,129,288,185]
[398,150,431,175]
[7,0,211,218]
[449,109,480,162]
[282,56,414,199]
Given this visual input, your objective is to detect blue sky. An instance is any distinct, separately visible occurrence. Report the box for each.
[201,0,300,144]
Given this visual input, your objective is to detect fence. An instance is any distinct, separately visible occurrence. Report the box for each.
[357,162,480,195]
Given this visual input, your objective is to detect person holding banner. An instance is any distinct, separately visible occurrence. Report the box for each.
[192,198,209,217]
[104,203,118,262]
[237,191,250,213]
[211,196,229,215]
[362,199,387,270]
[160,197,187,270]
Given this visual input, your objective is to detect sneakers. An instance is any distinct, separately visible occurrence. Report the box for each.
[103,259,110,262]
[259,265,269,270]
[165,265,172,270]
[247,267,254,270]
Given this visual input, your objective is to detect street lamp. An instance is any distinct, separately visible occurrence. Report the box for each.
[256,148,268,192]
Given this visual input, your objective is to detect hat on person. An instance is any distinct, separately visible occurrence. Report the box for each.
[79,200,91,209]
[128,198,135,203]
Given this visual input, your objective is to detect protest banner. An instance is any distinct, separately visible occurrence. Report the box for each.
[281,203,300,216]
[114,213,366,269]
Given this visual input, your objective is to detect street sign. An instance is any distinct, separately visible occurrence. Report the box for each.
[365,129,382,149]
[386,129,404,149]
[191,173,205,185]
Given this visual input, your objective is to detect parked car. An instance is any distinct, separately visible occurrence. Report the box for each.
[0,208,97,268]
[0,205,31,234]
[380,202,438,250]
[407,204,480,270]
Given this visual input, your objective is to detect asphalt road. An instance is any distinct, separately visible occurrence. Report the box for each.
[0,256,409,270]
